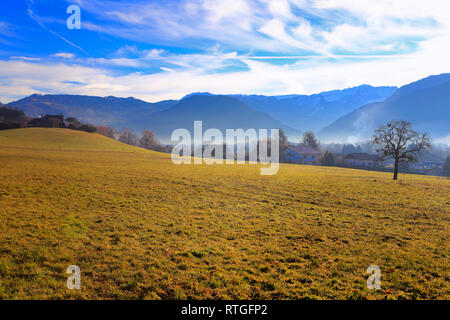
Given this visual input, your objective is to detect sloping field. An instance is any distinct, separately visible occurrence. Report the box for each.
[0,128,449,299]
[0,128,144,152]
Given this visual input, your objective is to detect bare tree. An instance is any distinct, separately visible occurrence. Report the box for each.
[118,128,138,146]
[96,125,117,139]
[373,120,431,180]
[139,130,158,150]
[301,131,321,151]
[278,128,289,162]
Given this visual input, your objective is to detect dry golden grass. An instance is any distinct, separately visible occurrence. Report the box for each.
[0,128,449,299]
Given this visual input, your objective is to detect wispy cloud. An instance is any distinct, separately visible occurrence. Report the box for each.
[1,33,449,104]
[11,56,41,61]
[0,22,14,37]
[0,21,17,46]
[26,0,90,56]
[74,0,449,56]
[1,0,450,103]
[51,52,75,59]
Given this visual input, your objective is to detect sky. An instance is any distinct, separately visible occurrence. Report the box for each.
[0,0,450,103]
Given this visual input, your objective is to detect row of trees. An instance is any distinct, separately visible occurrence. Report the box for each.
[65,117,96,133]
[0,106,28,130]
[66,119,450,180]
[95,125,167,152]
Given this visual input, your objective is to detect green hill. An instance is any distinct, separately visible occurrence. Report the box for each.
[0,128,145,152]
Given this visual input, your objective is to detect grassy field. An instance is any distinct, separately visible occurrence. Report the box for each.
[0,128,449,299]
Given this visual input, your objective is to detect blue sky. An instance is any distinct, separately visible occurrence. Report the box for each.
[0,0,450,102]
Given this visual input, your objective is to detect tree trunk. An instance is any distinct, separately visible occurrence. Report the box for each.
[393,157,399,180]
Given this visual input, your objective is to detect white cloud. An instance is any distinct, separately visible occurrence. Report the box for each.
[1,34,449,104]
[160,67,174,72]
[268,0,295,20]
[435,134,450,145]
[74,0,450,57]
[92,57,145,68]
[202,0,252,24]
[2,0,450,104]
[11,56,41,61]
[51,53,75,59]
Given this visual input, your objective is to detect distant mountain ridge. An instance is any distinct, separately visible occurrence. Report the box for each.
[180,86,397,131]
[8,94,177,129]
[5,73,449,143]
[318,73,450,142]
[7,85,396,140]
[141,95,300,143]
[230,85,397,131]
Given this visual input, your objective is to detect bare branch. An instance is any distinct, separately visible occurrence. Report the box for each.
[372,120,432,180]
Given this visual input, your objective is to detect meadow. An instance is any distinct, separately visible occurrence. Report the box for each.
[0,128,449,299]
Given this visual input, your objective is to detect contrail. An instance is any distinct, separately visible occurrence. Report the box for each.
[26,1,90,57]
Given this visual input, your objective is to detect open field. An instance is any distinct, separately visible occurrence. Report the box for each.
[0,128,449,299]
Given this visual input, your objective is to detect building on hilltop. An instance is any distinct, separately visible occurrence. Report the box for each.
[27,114,65,128]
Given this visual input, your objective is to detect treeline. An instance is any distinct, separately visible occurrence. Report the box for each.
[0,107,98,133]
[95,125,169,153]
[65,117,96,133]
[0,105,28,130]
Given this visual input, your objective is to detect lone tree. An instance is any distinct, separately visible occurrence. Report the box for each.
[301,131,320,151]
[373,120,431,180]
[139,130,158,150]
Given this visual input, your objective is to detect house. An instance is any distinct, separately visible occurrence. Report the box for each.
[334,153,348,165]
[410,160,442,170]
[284,145,320,164]
[27,114,65,128]
[344,153,381,168]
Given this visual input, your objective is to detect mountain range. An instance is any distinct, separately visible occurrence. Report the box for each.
[178,86,397,131]
[8,94,177,130]
[139,95,300,142]
[4,73,450,143]
[318,74,450,142]
[231,85,397,131]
